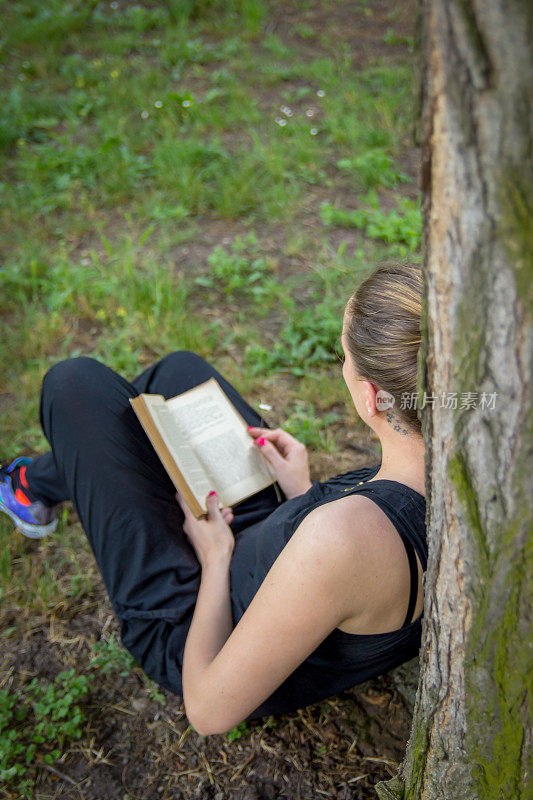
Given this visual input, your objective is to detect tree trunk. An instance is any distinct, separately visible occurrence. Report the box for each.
[376,2,532,799]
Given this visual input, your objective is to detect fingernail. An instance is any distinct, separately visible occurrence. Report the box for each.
[208,490,217,497]
[247,426,255,431]
[256,437,265,447]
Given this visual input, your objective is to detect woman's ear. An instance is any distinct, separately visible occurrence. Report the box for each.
[363,380,378,416]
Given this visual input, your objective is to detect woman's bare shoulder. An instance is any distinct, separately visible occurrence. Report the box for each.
[296,492,402,553]
[292,494,411,620]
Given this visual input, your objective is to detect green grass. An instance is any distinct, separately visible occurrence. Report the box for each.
[0,1,418,431]
[1,6,413,227]
[0,3,418,790]
[0,0,420,515]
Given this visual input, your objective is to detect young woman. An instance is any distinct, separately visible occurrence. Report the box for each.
[0,263,427,736]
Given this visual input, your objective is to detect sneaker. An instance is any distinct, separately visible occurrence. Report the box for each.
[0,457,57,538]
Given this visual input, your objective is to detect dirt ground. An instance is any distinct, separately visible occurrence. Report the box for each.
[6,605,417,800]
[0,1,422,798]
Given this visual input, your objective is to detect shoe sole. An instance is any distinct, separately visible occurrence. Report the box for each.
[0,502,57,538]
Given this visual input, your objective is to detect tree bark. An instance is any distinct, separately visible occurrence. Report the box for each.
[376,2,532,799]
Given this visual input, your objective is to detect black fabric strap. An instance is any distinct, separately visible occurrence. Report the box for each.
[401,538,419,628]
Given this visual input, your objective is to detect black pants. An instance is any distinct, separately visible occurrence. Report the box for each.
[26,352,283,706]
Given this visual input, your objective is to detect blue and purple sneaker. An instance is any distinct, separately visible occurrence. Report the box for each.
[0,457,57,538]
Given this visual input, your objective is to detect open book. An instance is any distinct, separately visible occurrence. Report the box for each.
[130,378,277,518]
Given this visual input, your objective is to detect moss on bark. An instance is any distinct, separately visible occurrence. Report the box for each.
[449,451,531,798]
[498,165,533,312]
[375,776,405,800]
[375,708,431,799]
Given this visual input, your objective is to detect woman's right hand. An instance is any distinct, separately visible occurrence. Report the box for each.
[247,426,313,500]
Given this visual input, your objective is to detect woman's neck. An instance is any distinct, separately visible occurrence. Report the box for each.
[369,430,426,497]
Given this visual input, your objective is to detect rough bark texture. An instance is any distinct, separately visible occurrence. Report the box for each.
[376,2,532,799]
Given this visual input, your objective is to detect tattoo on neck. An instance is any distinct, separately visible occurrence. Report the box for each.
[386,410,410,436]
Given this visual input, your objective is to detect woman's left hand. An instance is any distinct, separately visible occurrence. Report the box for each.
[176,490,235,568]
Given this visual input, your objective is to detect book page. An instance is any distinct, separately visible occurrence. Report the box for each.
[166,380,274,507]
[140,395,213,504]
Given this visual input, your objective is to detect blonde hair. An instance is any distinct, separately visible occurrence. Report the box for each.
[345,263,423,435]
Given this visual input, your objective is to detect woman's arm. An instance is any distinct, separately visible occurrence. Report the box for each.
[176,491,235,727]
[183,555,233,678]
[177,491,387,736]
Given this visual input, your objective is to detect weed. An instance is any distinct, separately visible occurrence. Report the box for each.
[383,29,414,51]
[263,34,295,59]
[0,87,61,151]
[320,192,422,252]
[90,633,136,677]
[284,402,341,452]
[90,634,167,704]
[245,299,343,376]
[66,570,91,599]
[0,669,92,798]
[226,721,249,741]
[142,680,167,706]
[196,232,280,304]
[15,134,152,213]
[164,0,266,34]
[336,149,411,191]
[294,23,315,40]
[148,202,190,222]
[151,132,299,219]
[233,0,266,36]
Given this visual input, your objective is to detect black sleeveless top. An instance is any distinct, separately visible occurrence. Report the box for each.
[229,464,427,721]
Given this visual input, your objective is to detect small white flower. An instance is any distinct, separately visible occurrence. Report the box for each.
[316,89,325,97]
[154,100,163,108]
[182,99,191,107]
[305,108,314,117]
[258,402,272,411]
[310,128,318,135]
[275,117,287,127]
[280,106,293,117]
[141,110,149,119]
[110,1,118,8]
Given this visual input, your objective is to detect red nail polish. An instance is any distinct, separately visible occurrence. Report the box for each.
[247,426,255,431]
[256,437,265,446]
[208,490,217,497]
